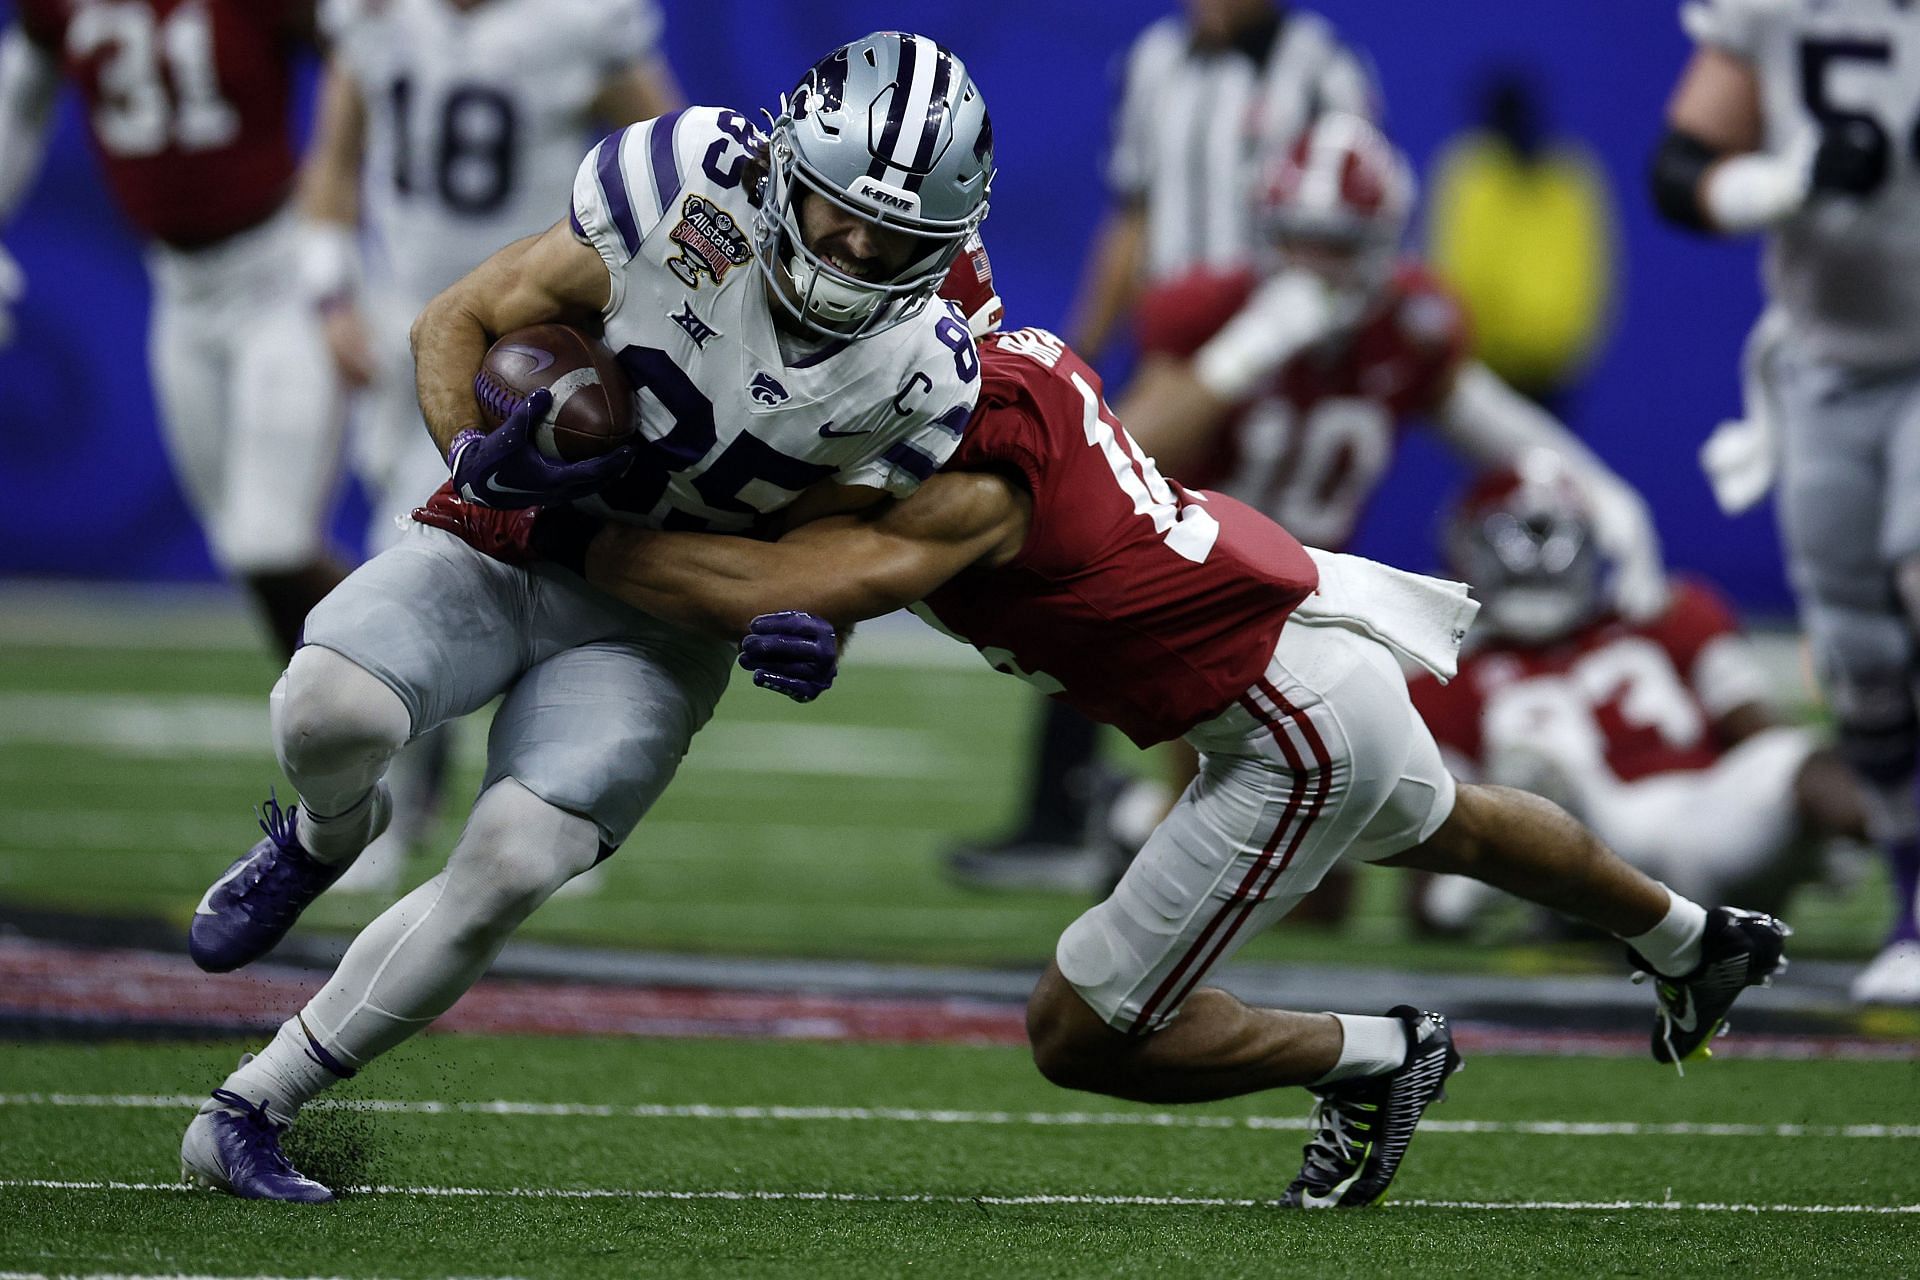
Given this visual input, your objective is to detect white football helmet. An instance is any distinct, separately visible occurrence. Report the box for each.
[1447,457,1605,645]
[1254,112,1413,293]
[756,32,995,339]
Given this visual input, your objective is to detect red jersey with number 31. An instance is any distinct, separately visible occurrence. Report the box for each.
[916,328,1320,747]
[18,0,306,247]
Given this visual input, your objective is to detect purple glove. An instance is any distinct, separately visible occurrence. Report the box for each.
[739,611,838,703]
[448,387,635,509]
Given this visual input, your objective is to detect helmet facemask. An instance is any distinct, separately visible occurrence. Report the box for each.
[1452,497,1602,646]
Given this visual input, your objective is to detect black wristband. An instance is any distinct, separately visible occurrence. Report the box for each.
[1649,129,1720,233]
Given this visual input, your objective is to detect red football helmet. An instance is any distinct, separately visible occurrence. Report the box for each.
[1446,457,1604,645]
[1254,112,1413,291]
[937,232,1005,339]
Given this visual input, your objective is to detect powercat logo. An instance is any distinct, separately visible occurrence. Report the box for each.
[667,195,752,289]
[852,177,917,215]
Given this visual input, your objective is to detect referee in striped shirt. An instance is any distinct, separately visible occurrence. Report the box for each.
[1068,0,1378,360]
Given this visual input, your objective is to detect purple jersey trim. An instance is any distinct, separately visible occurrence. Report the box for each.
[883,441,939,482]
[596,128,642,258]
[648,109,687,223]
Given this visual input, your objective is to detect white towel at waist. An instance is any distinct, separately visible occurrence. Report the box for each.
[1291,548,1481,682]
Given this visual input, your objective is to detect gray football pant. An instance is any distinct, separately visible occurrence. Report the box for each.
[1773,347,1920,837]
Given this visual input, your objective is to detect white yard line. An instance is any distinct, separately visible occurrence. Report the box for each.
[0,1178,1912,1214]
[3,1093,1914,1140]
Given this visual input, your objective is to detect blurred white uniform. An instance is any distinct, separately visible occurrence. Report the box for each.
[320,0,664,549]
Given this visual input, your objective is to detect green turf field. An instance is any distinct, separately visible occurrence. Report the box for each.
[2,1035,1915,1277]
[0,626,1899,969]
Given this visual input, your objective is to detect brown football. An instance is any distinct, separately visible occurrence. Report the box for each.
[474,323,635,461]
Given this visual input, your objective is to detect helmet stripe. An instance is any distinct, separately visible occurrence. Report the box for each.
[902,51,954,193]
[865,34,919,181]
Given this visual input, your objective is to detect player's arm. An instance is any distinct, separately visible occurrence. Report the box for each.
[590,57,684,127]
[583,469,1030,637]
[1432,361,1667,618]
[1652,45,1800,235]
[411,220,610,456]
[296,60,379,386]
[1119,269,1352,477]
[1064,204,1146,361]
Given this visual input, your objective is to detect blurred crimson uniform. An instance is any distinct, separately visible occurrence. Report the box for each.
[10,0,341,581]
[1136,260,1470,549]
[918,325,1320,747]
[16,0,306,247]
[1407,579,1818,904]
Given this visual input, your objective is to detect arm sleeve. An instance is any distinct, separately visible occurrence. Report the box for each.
[0,25,60,226]
[1433,361,1664,589]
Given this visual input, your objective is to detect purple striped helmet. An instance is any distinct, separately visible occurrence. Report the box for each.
[755,32,994,338]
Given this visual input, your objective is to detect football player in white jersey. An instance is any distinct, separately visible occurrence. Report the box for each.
[295,0,681,891]
[175,32,994,1202]
[1653,0,1920,1003]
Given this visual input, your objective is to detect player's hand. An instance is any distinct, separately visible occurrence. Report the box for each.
[448,388,636,510]
[738,611,838,703]
[0,242,24,349]
[321,300,380,389]
[1810,119,1888,199]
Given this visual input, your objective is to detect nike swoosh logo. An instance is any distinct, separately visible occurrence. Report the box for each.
[496,344,556,374]
[482,475,544,497]
[1299,1156,1370,1209]
[818,422,874,438]
[194,858,252,916]
[1666,988,1698,1033]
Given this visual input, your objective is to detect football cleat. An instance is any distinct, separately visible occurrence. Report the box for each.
[188,788,386,973]
[180,1088,334,1203]
[1848,938,1920,1006]
[1281,1006,1462,1209]
[1629,906,1792,1067]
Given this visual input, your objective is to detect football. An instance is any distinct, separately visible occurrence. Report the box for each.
[474,323,635,462]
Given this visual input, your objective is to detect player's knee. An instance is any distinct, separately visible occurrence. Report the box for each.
[1026,964,1127,1093]
[443,780,601,929]
[272,648,410,779]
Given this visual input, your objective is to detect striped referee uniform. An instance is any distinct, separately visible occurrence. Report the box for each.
[1109,6,1378,280]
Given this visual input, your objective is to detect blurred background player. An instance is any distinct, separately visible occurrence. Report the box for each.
[956,113,1667,895]
[1424,69,1619,416]
[295,0,680,892]
[0,0,344,655]
[949,0,1378,888]
[1411,462,1866,933]
[1652,0,1920,1002]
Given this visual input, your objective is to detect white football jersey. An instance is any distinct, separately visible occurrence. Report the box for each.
[568,107,982,532]
[1685,0,1920,367]
[323,0,661,310]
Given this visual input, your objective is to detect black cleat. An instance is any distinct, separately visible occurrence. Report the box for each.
[1280,1006,1462,1209]
[1629,906,1791,1067]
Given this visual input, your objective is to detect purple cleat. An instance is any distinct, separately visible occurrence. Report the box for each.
[180,1088,335,1203]
[188,790,375,973]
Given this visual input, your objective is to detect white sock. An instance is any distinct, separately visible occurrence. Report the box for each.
[213,1016,355,1127]
[297,782,389,865]
[1313,1013,1409,1086]
[1624,890,1709,978]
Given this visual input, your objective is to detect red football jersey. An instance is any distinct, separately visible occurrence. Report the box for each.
[19,0,307,247]
[1408,579,1760,783]
[1135,259,1470,550]
[918,327,1320,748]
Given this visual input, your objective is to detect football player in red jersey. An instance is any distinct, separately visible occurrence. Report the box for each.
[1409,463,1866,933]
[416,274,1789,1207]
[0,0,343,653]
[949,111,1667,898]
